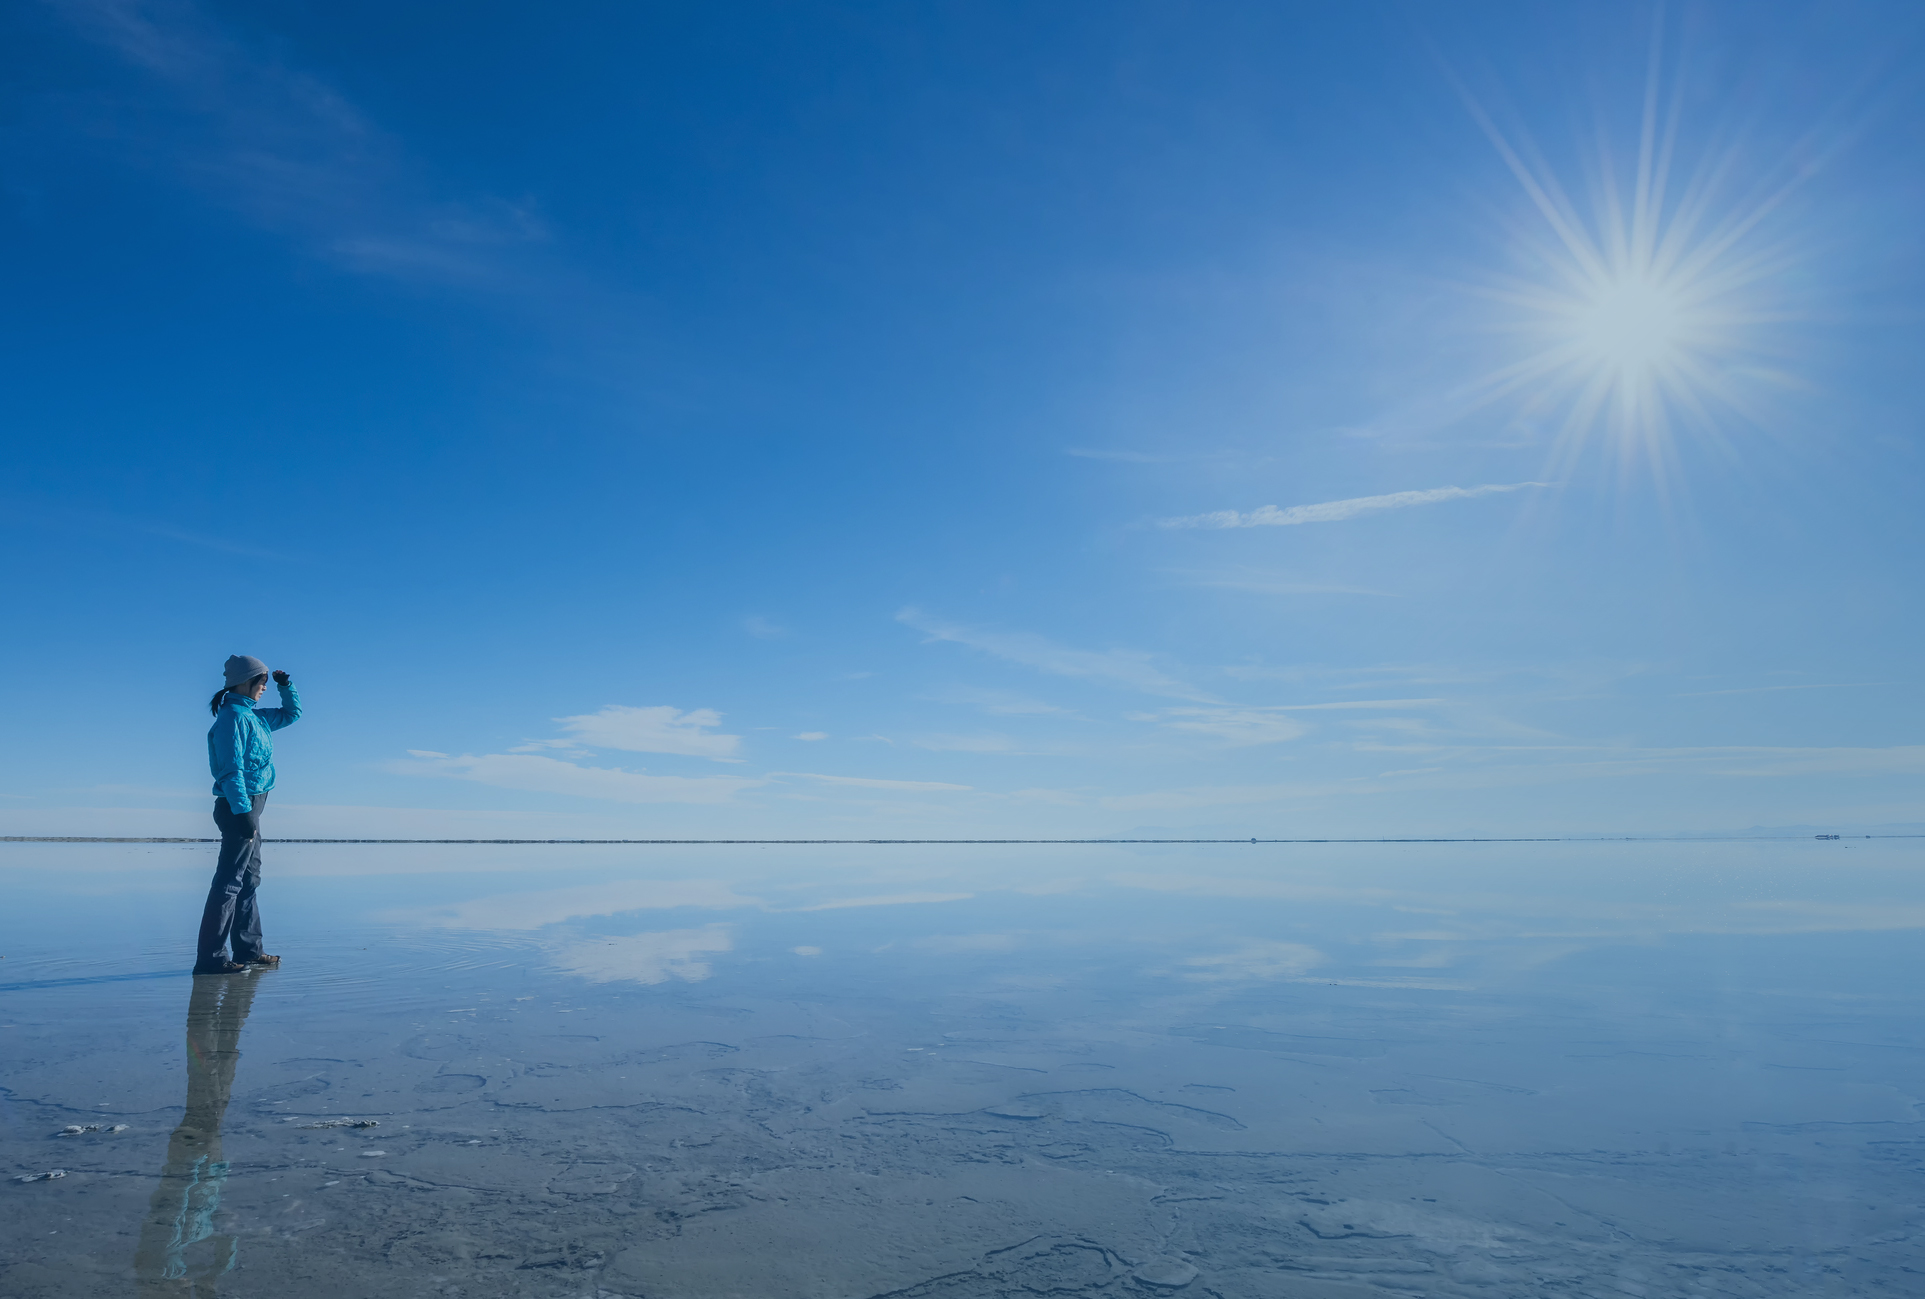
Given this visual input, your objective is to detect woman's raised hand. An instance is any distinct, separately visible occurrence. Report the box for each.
[272,670,291,686]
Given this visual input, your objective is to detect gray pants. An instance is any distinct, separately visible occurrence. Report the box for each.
[198,793,268,966]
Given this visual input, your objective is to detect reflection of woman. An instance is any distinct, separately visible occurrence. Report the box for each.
[133,972,261,1294]
[198,655,300,975]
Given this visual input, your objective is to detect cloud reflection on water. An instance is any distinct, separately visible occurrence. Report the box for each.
[342,842,1925,996]
[793,891,975,912]
[406,878,759,929]
[1109,870,1925,941]
[1175,940,1325,983]
[550,925,735,984]
[12,841,1925,1291]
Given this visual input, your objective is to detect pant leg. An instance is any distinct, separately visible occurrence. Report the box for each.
[198,794,266,964]
[228,826,265,963]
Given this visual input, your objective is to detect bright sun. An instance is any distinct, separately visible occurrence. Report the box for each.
[1458,38,1797,476]
[1570,277,1689,373]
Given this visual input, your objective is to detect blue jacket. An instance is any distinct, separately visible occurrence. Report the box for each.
[208,684,301,813]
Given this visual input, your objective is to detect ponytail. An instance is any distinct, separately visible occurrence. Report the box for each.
[209,675,268,716]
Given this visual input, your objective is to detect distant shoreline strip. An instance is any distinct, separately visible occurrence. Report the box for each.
[2,835,1911,845]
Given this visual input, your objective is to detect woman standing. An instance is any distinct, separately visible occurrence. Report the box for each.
[198,654,302,975]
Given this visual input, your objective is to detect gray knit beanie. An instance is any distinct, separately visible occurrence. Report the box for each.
[223,654,270,688]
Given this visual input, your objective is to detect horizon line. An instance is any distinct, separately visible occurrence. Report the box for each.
[2,834,1909,846]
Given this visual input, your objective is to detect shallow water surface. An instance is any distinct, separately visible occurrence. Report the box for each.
[2,838,1922,1296]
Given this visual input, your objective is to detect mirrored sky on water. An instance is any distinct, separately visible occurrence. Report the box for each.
[4,840,1924,1296]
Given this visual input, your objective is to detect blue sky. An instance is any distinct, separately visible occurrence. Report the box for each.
[3,0,1922,838]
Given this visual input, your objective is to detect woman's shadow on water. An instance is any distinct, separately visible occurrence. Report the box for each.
[132,971,263,1295]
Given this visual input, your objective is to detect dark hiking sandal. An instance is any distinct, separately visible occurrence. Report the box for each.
[193,960,247,975]
[242,954,281,968]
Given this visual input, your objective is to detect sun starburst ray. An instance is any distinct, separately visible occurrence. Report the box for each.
[1439,22,1818,491]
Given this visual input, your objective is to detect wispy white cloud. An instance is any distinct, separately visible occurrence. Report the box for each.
[1273,698,1448,711]
[924,687,1076,717]
[549,704,741,760]
[1672,682,1876,698]
[49,0,545,287]
[389,752,759,804]
[743,616,789,639]
[1157,482,1549,530]
[1219,662,1509,686]
[1067,447,1255,465]
[1345,743,1925,782]
[1065,447,1171,463]
[793,731,829,741]
[1163,568,1398,596]
[1342,716,1441,738]
[10,501,295,560]
[1123,700,1450,748]
[1091,743,1925,812]
[1006,787,1089,806]
[910,733,1097,757]
[773,772,972,792]
[898,608,1211,701]
[913,733,1029,754]
[1137,707,1310,747]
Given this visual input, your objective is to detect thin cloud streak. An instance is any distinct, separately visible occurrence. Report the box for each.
[911,733,1093,757]
[773,772,973,792]
[1672,682,1876,698]
[1157,483,1550,530]
[1140,708,1310,747]
[898,607,1213,702]
[4,499,296,561]
[48,0,547,288]
[1276,698,1449,711]
[922,687,1076,717]
[1092,743,1925,811]
[1065,447,1171,463]
[1164,569,1398,597]
[389,751,760,804]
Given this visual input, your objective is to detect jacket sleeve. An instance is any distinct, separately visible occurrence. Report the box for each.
[258,682,302,731]
[209,712,252,812]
